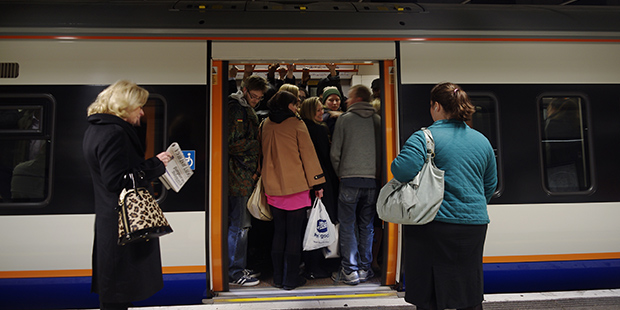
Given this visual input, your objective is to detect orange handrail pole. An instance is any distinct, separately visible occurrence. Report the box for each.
[382,59,399,286]
[210,60,225,292]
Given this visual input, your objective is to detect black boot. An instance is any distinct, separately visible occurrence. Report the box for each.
[271,251,284,288]
[283,254,304,289]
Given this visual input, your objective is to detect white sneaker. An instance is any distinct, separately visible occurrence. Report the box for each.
[243,268,261,278]
[230,274,260,287]
[331,268,360,285]
[359,269,374,282]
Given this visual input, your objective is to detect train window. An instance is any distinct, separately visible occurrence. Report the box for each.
[0,106,43,133]
[142,95,167,200]
[539,96,591,193]
[468,94,503,197]
[0,95,55,206]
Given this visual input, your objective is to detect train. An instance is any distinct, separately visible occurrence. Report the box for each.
[1,1,620,309]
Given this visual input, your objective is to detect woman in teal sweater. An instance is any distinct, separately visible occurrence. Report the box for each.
[391,82,497,310]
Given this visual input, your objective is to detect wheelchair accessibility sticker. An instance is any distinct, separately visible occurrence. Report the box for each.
[184,150,195,170]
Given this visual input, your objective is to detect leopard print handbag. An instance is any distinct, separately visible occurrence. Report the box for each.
[117,173,173,245]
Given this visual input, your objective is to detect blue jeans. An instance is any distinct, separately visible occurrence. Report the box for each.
[228,196,252,281]
[337,183,376,273]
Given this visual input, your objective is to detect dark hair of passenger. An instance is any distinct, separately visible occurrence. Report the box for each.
[242,74,269,93]
[267,90,298,112]
[430,82,475,121]
[350,84,372,103]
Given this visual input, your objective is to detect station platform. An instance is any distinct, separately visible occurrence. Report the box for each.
[130,288,620,310]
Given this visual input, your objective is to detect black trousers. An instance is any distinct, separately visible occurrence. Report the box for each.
[404,221,487,310]
[271,206,306,288]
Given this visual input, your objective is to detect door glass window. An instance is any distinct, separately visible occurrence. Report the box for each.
[0,97,54,206]
[539,96,591,193]
[468,94,502,197]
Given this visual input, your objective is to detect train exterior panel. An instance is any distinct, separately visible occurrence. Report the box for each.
[1,2,620,309]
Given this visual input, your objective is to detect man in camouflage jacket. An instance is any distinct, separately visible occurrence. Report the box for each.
[227,74,268,286]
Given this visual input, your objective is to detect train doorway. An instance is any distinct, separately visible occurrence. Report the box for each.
[208,41,401,301]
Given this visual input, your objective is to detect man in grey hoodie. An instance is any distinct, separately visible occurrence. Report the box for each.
[330,84,381,285]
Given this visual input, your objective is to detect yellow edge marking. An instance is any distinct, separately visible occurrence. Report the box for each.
[217,292,397,303]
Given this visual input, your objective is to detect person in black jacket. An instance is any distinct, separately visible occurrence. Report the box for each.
[83,80,172,310]
[299,96,340,279]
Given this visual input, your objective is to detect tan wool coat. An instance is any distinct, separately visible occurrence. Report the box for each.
[260,116,325,196]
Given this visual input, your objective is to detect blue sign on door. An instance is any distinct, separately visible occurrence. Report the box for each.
[184,150,195,170]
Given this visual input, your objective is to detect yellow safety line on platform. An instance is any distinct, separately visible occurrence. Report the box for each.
[216,292,397,303]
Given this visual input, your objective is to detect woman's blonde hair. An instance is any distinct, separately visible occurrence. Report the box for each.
[299,97,323,124]
[87,80,149,118]
[279,83,299,98]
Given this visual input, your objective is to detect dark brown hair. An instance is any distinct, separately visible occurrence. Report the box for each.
[242,74,269,93]
[430,82,475,121]
[267,90,298,112]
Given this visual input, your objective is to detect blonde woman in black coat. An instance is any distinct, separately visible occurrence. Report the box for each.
[299,97,340,279]
[83,80,172,310]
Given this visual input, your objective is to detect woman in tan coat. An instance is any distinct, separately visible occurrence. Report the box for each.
[260,90,325,290]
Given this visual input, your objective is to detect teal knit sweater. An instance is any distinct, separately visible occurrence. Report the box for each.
[391,119,497,225]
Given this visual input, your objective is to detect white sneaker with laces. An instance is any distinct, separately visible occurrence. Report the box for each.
[243,268,261,278]
[359,269,374,282]
[230,274,260,287]
[331,268,360,285]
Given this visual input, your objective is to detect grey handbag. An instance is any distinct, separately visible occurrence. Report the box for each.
[377,128,445,225]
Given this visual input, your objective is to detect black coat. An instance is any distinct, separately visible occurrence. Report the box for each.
[303,119,339,223]
[83,113,166,303]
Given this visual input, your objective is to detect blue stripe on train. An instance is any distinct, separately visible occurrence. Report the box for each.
[0,273,207,310]
[483,259,620,293]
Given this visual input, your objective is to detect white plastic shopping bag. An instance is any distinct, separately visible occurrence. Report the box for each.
[303,198,337,251]
[322,223,340,258]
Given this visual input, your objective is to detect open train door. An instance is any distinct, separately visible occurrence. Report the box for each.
[208,41,401,300]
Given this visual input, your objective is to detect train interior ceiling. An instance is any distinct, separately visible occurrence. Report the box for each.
[227,62,380,96]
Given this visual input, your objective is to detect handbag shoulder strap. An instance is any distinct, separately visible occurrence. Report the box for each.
[123,172,138,190]
[421,128,436,161]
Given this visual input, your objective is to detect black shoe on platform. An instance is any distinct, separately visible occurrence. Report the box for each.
[283,277,306,290]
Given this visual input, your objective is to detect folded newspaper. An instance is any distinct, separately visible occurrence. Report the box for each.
[159,142,194,192]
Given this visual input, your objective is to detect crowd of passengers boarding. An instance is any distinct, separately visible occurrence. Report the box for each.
[225,64,497,310]
[80,64,493,310]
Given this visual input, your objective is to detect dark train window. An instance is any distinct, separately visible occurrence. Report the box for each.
[142,95,167,200]
[539,96,591,194]
[468,94,503,198]
[0,95,55,206]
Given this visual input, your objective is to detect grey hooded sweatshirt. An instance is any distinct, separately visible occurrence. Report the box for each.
[330,101,381,180]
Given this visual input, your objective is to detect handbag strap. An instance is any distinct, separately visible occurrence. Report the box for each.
[124,172,138,190]
[421,128,436,162]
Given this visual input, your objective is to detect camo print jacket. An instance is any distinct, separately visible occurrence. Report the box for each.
[227,92,260,197]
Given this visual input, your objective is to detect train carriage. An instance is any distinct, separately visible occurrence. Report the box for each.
[0,1,619,309]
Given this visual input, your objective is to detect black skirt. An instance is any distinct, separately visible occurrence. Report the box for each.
[403,221,487,310]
